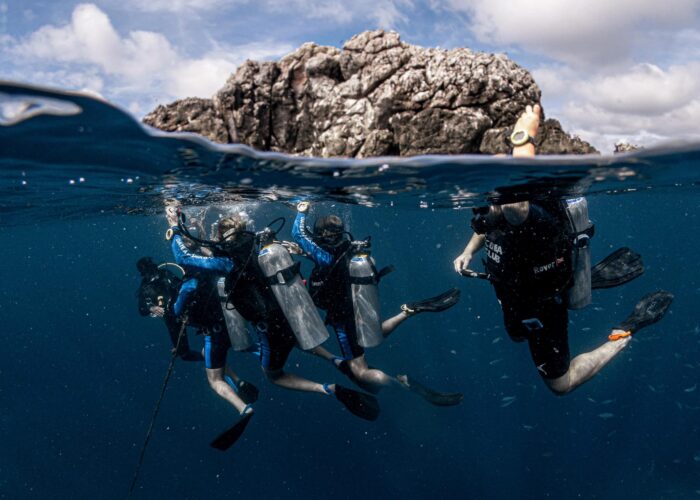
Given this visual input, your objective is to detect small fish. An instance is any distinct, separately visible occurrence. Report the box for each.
[489,358,503,365]
[601,399,615,405]
[587,397,597,403]
[694,453,700,462]
[492,337,502,344]
[648,385,657,393]
[684,384,697,393]
[676,401,684,410]
[500,398,516,408]
[450,350,457,355]
[522,425,534,431]
[598,413,614,419]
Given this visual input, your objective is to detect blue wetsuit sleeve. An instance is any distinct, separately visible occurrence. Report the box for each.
[173,278,198,317]
[291,213,333,267]
[170,232,233,273]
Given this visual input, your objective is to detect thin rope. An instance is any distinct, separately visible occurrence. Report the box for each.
[126,316,188,499]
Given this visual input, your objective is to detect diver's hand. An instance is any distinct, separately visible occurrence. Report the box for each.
[297,201,310,213]
[514,104,541,138]
[453,252,472,274]
[150,306,165,317]
[280,240,303,255]
[165,206,179,227]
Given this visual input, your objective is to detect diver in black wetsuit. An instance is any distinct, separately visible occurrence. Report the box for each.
[453,104,674,395]
[292,202,463,406]
[136,256,203,361]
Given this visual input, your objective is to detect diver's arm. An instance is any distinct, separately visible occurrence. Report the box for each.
[170,232,233,273]
[172,278,198,317]
[453,233,485,273]
[291,212,333,267]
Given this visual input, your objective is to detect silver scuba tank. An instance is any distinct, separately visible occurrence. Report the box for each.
[257,242,329,350]
[565,197,593,310]
[217,278,254,351]
[348,253,383,348]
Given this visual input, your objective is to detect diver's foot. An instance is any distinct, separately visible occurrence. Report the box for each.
[401,288,461,315]
[397,374,464,407]
[610,290,674,340]
[332,384,380,421]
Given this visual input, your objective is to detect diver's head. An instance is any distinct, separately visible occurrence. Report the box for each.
[136,257,158,277]
[218,215,255,261]
[313,215,345,248]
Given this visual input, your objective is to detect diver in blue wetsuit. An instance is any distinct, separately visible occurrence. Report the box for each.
[292,202,463,406]
[166,207,258,418]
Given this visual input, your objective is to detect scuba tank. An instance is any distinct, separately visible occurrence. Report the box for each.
[564,197,593,309]
[217,277,254,351]
[257,240,329,351]
[348,251,384,348]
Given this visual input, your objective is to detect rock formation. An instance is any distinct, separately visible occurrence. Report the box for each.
[145,30,597,156]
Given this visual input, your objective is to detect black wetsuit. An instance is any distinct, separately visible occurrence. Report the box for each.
[474,203,573,379]
[137,268,202,361]
[224,249,297,372]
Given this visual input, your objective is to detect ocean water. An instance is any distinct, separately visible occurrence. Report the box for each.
[1,82,699,500]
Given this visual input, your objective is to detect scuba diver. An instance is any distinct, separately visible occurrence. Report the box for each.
[292,201,463,406]
[168,209,380,431]
[453,104,674,395]
[136,256,203,361]
[165,207,261,449]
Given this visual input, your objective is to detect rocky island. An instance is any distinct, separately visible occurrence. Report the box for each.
[145,30,596,156]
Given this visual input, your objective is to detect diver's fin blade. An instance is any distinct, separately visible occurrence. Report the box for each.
[334,385,380,421]
[236,380,260,405]
[399,376,464,407]
[614,290,674,334]
[403,287,461,314]
[591,247,645,289]
[210,412,253,451]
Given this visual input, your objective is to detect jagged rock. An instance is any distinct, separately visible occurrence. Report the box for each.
[144,30,596,156]
[144,97,228,143]
[614,142,641,153]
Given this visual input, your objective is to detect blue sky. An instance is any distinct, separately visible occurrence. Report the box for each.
[2,0,699,152]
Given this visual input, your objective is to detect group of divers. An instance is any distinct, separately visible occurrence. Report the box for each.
[135,105,674,450]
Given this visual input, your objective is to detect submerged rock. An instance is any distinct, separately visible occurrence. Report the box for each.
[144,30,597,156]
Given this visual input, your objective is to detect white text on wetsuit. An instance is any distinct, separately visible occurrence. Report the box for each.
[486,240,502,264]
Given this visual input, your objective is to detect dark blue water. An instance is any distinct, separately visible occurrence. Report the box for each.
[1,82,699,499]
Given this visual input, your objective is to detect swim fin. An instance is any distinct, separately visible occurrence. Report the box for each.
[401,287,461,315]
[397,375,464,407]
[210,412,253,451]
[591,247,644,289]
[334,384,380,421]
[613,290,674,335]
[236,380,259,405]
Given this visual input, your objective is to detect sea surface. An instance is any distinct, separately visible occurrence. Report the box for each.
[1,82,699,500]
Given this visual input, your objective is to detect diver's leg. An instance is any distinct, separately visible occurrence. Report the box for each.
[381,310,411,337]
[347,355,396,387]
[263,367,329,394]
[206,367,249,413]
[203,334,249,414]
[545,337,631,395]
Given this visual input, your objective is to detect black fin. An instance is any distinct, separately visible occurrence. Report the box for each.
[591,247,644,289]
[236,380,260,405]
[399,376,464,407]
[210,412,253,451]
[334,385,380,421]
[403,288,461,314]
[614,290,674,334]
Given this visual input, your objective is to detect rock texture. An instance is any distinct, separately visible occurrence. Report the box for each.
[613,142,641,153]
[145,30,597,156]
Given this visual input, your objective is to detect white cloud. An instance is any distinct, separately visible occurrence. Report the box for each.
[441,0,699,65]
[534,61,700,151]
[5,3,292,109]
